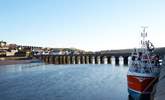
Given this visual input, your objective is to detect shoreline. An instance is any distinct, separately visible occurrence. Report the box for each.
[0,57,41,65]
[0,56,32,60]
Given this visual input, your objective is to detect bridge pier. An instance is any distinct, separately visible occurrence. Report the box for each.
[49,56,53,64]
[89,56,92,64]
[70,56,72,64]
[66,56,70,64]
[59,56,63,64]
[45,56,49,63]
[123,56,128,65]
[54,56,59,64]
[71,56,75,64]
[115,57,119,65]
[85,56,89,64]
[80,56,85,64]
[75,56,80,64]
[75,56,78,64]
[42,56,45,62]
[100,56,104,64]
[107,56,111,64]
[92,56,95,64]
[95,56,98,64]
[62,56,66,64]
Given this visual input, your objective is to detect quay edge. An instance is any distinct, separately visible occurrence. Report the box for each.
[154,58,165,100]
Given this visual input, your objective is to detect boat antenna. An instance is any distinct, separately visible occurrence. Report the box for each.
[141,26,148,49]
[141,26,148,40]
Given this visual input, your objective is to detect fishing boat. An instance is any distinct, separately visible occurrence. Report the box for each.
[127,27,161,99]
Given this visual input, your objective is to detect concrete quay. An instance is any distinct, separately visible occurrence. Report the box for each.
[154,60,165,100]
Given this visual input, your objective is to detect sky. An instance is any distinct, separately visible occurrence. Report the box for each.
[0,0,165,51]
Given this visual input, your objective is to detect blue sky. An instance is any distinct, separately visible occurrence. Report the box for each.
[0,0,165,51]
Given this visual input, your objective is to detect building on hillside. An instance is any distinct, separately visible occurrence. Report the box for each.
[8,44,17,50]
[0,41,8,56]
[0,41,7,47]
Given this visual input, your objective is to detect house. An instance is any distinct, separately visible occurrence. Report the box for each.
[0,41,7,47]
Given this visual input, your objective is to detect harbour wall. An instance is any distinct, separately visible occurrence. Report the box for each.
[154,56,165,100]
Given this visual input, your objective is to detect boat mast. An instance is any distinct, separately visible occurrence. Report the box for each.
[141,26,153,67]
[141,26,148,53]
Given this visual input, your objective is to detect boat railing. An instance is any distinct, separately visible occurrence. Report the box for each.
[129,63,160,74]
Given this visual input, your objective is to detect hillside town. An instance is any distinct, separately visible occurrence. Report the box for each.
[0,40,85,57]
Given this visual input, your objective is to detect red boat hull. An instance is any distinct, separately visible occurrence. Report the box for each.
[127,74,158,94]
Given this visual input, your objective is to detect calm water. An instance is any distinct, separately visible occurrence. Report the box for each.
[0,63,129,100]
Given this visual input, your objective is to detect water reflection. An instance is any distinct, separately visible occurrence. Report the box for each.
[0,63,45,73]
[111,56,115,65]
[0,63,129,100]
[119,56,124,66]
[92,56,95,64]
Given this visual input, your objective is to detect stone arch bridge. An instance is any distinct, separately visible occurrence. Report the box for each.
[35,47,165,65]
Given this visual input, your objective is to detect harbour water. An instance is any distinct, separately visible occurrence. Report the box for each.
[0,63,129,100]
